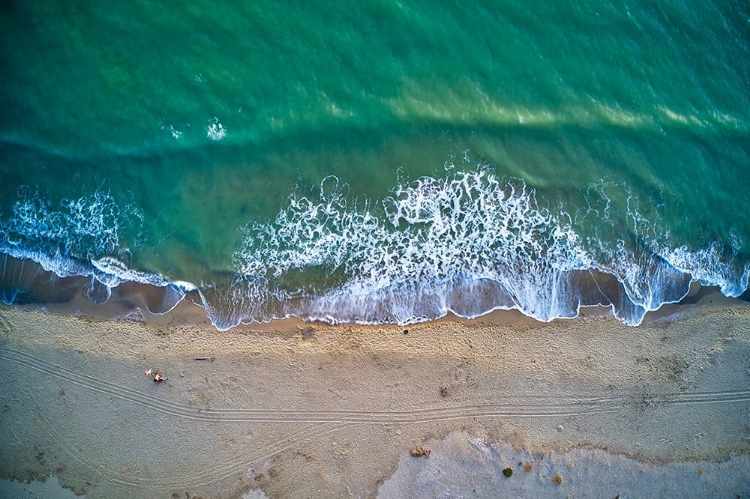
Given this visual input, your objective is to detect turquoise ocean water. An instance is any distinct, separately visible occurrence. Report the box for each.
[1,1,748,329]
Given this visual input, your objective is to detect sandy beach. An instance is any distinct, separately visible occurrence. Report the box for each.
[0,293,749,498]
[3,0,749,496]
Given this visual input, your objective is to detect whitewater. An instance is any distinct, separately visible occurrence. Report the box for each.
[1,166,747,331]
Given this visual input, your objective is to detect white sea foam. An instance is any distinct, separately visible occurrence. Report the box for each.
[0,188,123,259]
[207,118,226,141]
[661,242,750,298]
[1,175,747,330]
[160,123,183,139]
[223,168,748,329]
[0,189,184,312]
[90,256,170,288]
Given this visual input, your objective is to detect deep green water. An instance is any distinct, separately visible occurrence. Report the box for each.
[1,1,748,328]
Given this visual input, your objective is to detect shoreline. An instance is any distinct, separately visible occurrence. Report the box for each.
[38,277,748,335]
[14,243,744,332]
[4,252,747,333]
[1,295,749,497]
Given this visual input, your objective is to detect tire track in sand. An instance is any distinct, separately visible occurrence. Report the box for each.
[31,391,353,490]
[4,344,750,491]
[2,346,749,424]
[0,346,620,422]
[3,347,357,488]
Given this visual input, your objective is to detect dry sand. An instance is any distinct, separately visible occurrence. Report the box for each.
[0,295,749,498]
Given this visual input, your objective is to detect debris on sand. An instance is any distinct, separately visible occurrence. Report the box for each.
[409,446,430,458]
[145,368,168,383]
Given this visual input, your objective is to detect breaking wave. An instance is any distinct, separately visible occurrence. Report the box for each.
[220,167,748,329]
[0,188,193,311]
[1,169,748,330]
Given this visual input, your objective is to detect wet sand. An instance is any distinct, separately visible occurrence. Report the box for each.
[0,295,749,498]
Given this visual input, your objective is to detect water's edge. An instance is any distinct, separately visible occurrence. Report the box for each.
[2,251,747,331]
